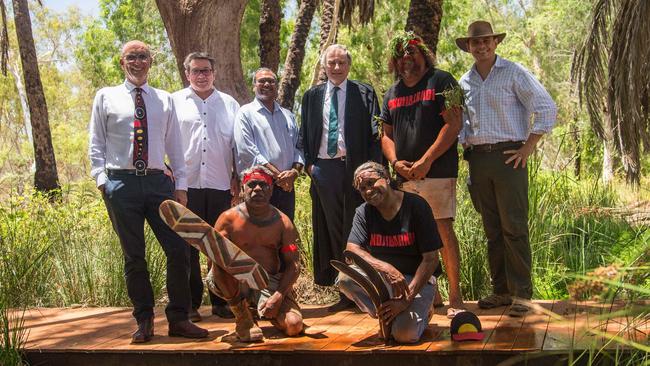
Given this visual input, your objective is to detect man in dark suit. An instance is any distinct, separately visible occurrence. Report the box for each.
[299,44,382,311]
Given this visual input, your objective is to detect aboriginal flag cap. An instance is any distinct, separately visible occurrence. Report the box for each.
[450,311,485,342]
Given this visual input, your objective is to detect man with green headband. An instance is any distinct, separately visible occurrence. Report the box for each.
[379,32,466,319]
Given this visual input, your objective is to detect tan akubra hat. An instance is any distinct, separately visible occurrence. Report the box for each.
[455,20,506,52]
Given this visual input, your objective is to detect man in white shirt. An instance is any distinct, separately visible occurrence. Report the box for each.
[88,40,208,343]
[173,52,240,322]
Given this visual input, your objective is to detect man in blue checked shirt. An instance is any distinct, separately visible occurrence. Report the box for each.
[457,21,557,317]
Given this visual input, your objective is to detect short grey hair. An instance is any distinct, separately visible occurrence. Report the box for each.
[353,161,389,190]
[183,52,216,71]
[320,44,352,67]
[252,67,277,84]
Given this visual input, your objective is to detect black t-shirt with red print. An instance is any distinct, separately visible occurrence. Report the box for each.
[380,68,459,179]
[347,192,442,276]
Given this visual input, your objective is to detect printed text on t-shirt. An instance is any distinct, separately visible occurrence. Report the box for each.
[369,232,415,247]
[387,88,436,110]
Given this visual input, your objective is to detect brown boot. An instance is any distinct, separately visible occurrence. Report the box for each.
[229,298,263,342]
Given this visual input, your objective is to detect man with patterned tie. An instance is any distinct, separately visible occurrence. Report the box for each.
[299,44,382,311]
[88,40,208,343]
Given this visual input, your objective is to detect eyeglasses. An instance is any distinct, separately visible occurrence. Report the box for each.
[189,68,213,76]
[124,53,150,62]
[256,78,277,85]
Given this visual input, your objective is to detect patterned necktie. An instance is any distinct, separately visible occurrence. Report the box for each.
[327,86,340,158]
[133,87,148,173]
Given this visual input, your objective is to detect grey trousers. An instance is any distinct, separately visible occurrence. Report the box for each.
[338,265,435,344]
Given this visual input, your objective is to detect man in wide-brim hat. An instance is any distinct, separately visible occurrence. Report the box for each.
[455,20,506,52]
[456,21,557,317]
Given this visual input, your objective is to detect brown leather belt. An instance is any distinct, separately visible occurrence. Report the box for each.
[470,141,524,153]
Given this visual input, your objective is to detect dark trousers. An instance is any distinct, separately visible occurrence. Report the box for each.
[466,150,532,299]
[310,158,346,286]
[103,172,190,323]
[270,186,295,222]
[187,188,232,309]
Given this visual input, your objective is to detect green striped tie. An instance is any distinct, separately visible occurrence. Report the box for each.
[327,86,340,157]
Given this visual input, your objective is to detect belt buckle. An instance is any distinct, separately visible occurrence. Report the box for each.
[134,159,147,176]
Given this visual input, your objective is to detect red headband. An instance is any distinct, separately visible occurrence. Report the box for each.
[242,169,274,186]
[408,39,421,46]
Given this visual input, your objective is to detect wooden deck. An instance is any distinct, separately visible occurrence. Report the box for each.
[17,300,648,366]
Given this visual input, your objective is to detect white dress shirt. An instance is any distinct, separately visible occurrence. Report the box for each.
[234,98,304,174]
[173,87,239,190]
[318,79,347,159]
[88,80,187,190]
[459,56,557,145]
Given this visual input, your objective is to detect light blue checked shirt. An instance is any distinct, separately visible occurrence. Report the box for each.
[459,56,557,145]
[234,98,304,174]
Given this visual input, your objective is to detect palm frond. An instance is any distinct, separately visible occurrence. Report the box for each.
[338,0,374,27]
[571,0,613,140]
[572,0,650,184]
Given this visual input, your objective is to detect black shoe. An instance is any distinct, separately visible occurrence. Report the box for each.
[131,316,154,344]
[189,308,202,323]
[327,296,355,312]
[168,320,209,338]
[212,304,235,318]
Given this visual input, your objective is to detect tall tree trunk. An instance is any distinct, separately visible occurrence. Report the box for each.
[12,0,60,193]
[311,0,339,86]
[277,0,318,110]
[155,0,250,104]
[259,0,281,73]
[8,49,31,150]
[405,0,443,56]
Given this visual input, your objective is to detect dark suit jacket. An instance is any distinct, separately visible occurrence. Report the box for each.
[299,80,381,175]
[298,79,381,285]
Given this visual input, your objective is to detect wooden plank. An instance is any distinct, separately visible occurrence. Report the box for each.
[316,312,373,351]
[24,308,132,350]
[20,301,617,357]
[511,300,554,351]
[482,300,530,352]
[542,299,578,351]
[267,309,358,352]
[232,305,332,352]
[572,300,607,350]
[345,320,385,352]
[600,301,649,349]
[321,314,379,351]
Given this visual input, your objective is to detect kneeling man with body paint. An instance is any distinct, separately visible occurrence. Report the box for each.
[206,166,304,342]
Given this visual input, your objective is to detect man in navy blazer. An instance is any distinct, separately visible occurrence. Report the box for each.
[299,44,382,311]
